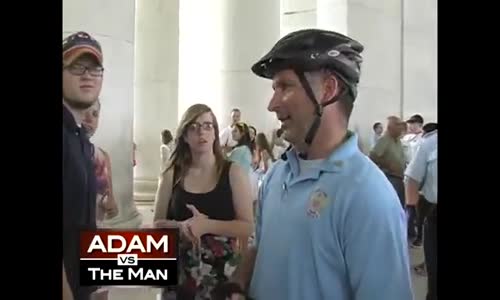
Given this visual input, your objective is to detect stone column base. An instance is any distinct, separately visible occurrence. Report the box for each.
[134,177,158,203]
[101,209,143,229]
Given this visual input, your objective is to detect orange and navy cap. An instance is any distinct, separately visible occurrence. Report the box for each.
[63,31,103,66]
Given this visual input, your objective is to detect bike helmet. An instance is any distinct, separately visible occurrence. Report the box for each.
[251,29,364,152]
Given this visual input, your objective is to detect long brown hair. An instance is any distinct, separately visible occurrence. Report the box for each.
[166,104,226,186]
[256,132,275,161]
[233,122,252,151]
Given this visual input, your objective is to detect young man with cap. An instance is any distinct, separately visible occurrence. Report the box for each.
[402,114,424,164]
[62,31,104,300]
[402,114,424,243]
[229,29,413,300]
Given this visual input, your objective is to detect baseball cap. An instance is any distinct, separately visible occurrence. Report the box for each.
[423,122,437,134]
[63,31,103,66]
[406,114,424,124]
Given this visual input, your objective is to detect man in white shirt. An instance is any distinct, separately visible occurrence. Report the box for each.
[219,108,241,152]
[271,128,289,159]
[402,114,424,240]
[405,127,438,300]
[370,122,383,150]
[402,114,424,164]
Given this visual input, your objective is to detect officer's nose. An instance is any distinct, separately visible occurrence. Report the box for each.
[267,91,280,113]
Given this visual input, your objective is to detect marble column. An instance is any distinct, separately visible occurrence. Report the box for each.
[280,0,317,37]
[219,0,281,134]
[402,0,437,122]
[279,0,436,152]
[178,0,280,136]
[133,0,180,202]
[314,0,403,151]
[316,0,348,35]
[178,0,225,121]
[63,0,141,228]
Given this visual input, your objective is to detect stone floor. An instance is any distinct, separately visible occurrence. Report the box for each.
[106,205,428,299]
[410,246,427,300]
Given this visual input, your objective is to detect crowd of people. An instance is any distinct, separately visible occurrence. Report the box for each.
[63,28,437,300]
[369,114,438,300]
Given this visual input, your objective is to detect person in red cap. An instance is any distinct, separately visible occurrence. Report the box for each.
[62,31,104,300]
[63,31,104,110]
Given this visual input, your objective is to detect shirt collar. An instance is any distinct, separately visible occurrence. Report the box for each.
[283,131,359,181]
[63,104,89,137]
[423,129,437,138]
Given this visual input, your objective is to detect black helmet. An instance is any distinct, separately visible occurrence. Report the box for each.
[251,29,364,155]
[251,29,363,99]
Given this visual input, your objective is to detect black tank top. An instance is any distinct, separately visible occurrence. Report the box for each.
[167,160,235,221]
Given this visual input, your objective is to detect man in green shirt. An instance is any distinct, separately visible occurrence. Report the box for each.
[369,116,406,207]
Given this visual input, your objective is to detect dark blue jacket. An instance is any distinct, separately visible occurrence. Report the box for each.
[62,104,97,300]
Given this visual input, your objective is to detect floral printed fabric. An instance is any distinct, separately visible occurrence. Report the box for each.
[175,234,241,299]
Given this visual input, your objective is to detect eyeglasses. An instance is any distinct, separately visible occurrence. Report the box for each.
[64,64,104,77]
[187,122,214,132]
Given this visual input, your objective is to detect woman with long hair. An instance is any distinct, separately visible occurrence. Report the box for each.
[82,100,119,226]
[248,125,257,153]
[248,125,259,169]
[254,132,275,174]
[249,132,275,234]
[228,122,253,174]
[153,104,253,299]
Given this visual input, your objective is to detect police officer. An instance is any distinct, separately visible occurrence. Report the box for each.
[63,31,103,300]
[229,29,413,300]
[405,126,438,300]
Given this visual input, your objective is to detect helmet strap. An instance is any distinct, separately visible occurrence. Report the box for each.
[296,71,322,116]
[294,70,341,159]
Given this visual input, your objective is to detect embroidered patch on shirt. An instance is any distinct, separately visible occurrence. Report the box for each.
[306,189,330,218]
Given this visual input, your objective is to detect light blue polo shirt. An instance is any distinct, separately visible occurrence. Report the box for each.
[405,130,438,204]
[249,133,413,300]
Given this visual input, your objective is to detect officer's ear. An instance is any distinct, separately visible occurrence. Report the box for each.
[320,72,340,105]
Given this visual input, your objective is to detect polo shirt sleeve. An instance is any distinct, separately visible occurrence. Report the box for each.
[404,139,429,183]
[341,177,413,299]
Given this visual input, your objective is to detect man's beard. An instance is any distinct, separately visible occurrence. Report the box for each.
[64,96,96,110]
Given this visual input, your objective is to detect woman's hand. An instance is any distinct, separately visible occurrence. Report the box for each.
[185,205,210,243]
[179,220,198,242]
[154,219,196,242]
[154,205,210,244]
[185,217,210,243]
[153,219,178,228]
[187,204,208,219]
